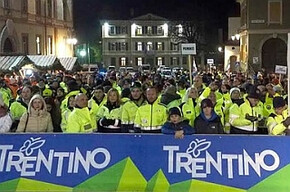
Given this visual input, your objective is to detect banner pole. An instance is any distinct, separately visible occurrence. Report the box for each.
[188,55,192,86]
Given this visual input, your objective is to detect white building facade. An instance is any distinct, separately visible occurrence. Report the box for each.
[101,14,188,69]
[0,0,74,57]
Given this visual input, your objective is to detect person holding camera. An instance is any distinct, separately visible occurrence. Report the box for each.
[229,88,264,134]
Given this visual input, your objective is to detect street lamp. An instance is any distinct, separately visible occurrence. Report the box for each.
[218,46,223,52]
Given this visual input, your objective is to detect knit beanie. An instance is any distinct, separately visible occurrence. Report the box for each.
[230,87,240,96]
[169,107,182,117]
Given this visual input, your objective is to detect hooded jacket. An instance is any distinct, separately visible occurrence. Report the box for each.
[16,94,53,132]
[194,110,224,134]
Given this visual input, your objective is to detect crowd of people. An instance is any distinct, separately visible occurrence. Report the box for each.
[0,68,289,138]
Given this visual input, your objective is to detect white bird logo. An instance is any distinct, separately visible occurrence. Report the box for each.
[19,137,46,156]
[186,139,211,158]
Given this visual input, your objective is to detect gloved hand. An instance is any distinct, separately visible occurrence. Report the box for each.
[101,118,110,126]
[245,114,258,122]
[282,117,290,127]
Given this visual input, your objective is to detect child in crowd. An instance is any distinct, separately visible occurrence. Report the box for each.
[162,107,195,138]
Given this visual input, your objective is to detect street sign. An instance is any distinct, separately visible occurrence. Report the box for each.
[181,43,196,55]
[275,65,287,74]
[207,59,214,64]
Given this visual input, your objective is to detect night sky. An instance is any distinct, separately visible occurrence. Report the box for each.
[73,0,240,46]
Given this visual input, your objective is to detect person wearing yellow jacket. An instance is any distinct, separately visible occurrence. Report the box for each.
[60,80,80,113]
[229,88,264,134]
[181,87,199,127]
[97,88,122,133]
[267,97,290,135]
[88,86,107,121]
[97,88,121,133]
[134,87,167,133]
[61,95,75,132]
[121,82,146,133]
[263,84,279,117]
[9,86,32,131]
[66,93,95,133]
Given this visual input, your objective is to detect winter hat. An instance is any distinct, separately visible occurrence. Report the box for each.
[248,88,260,99]
[273,96,286,109]
[169,107,182,117]
[201,98,214,109]
[130,81,142,90]
[230,87,240,96]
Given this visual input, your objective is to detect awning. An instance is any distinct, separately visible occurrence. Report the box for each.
[0,56,33,71]
[27,55,64,70]
[59,57,78,71]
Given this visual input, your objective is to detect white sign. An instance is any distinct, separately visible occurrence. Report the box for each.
[207,59,214,64]
[275,65,287,74]
[251,20,265,24]
[253,57,259,64]
[181,43,196,55]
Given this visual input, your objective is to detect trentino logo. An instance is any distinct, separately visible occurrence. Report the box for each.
[0,137,111,177]
[163,139,280,179]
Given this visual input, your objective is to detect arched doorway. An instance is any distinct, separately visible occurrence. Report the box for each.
[262,38,286,72]
[3,38,14,53]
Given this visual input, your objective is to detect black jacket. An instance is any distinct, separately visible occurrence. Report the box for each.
[194,111,224,134]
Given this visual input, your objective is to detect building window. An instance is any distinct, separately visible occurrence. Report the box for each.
[35,0,41,15]
[121,26,128,34]
[48,36,53,55]
[157,57,163,65]
[22,34,29,54]
[121,57,126,66]
[147,26,152,35]
[137,42,142,51]
[110,26,115,35]
[3,0,10,8]
[157,26,163,35]
[121,42,128,51]
[21,0,28,13]
[36,35,41,55]
[147,42,153,51]
[111,57,116,66]
[268,0,282,24]
[172,57,178,65]
[171,43,179,51]
[182,57,187,65]
[136,26,142,35]
[137,57,143,66]
[47,0,52,18]
[63,0,68,21]
[157,42,163,51]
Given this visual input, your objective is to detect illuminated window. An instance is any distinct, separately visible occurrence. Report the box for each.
[137,57,142,65]
[48,36,53,54]
[157,42,163,51]
[136,26,142,35]
[157,57,163,65]
[147,42,152,51]
[137,42,142,51]
[268,0,282,24]
[36,35,41,55]
[121,57,126,66]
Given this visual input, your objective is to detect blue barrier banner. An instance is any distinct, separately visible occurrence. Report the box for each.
[0,134,289,192]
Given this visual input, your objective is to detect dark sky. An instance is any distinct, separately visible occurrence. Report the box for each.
[73,0,240,44]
